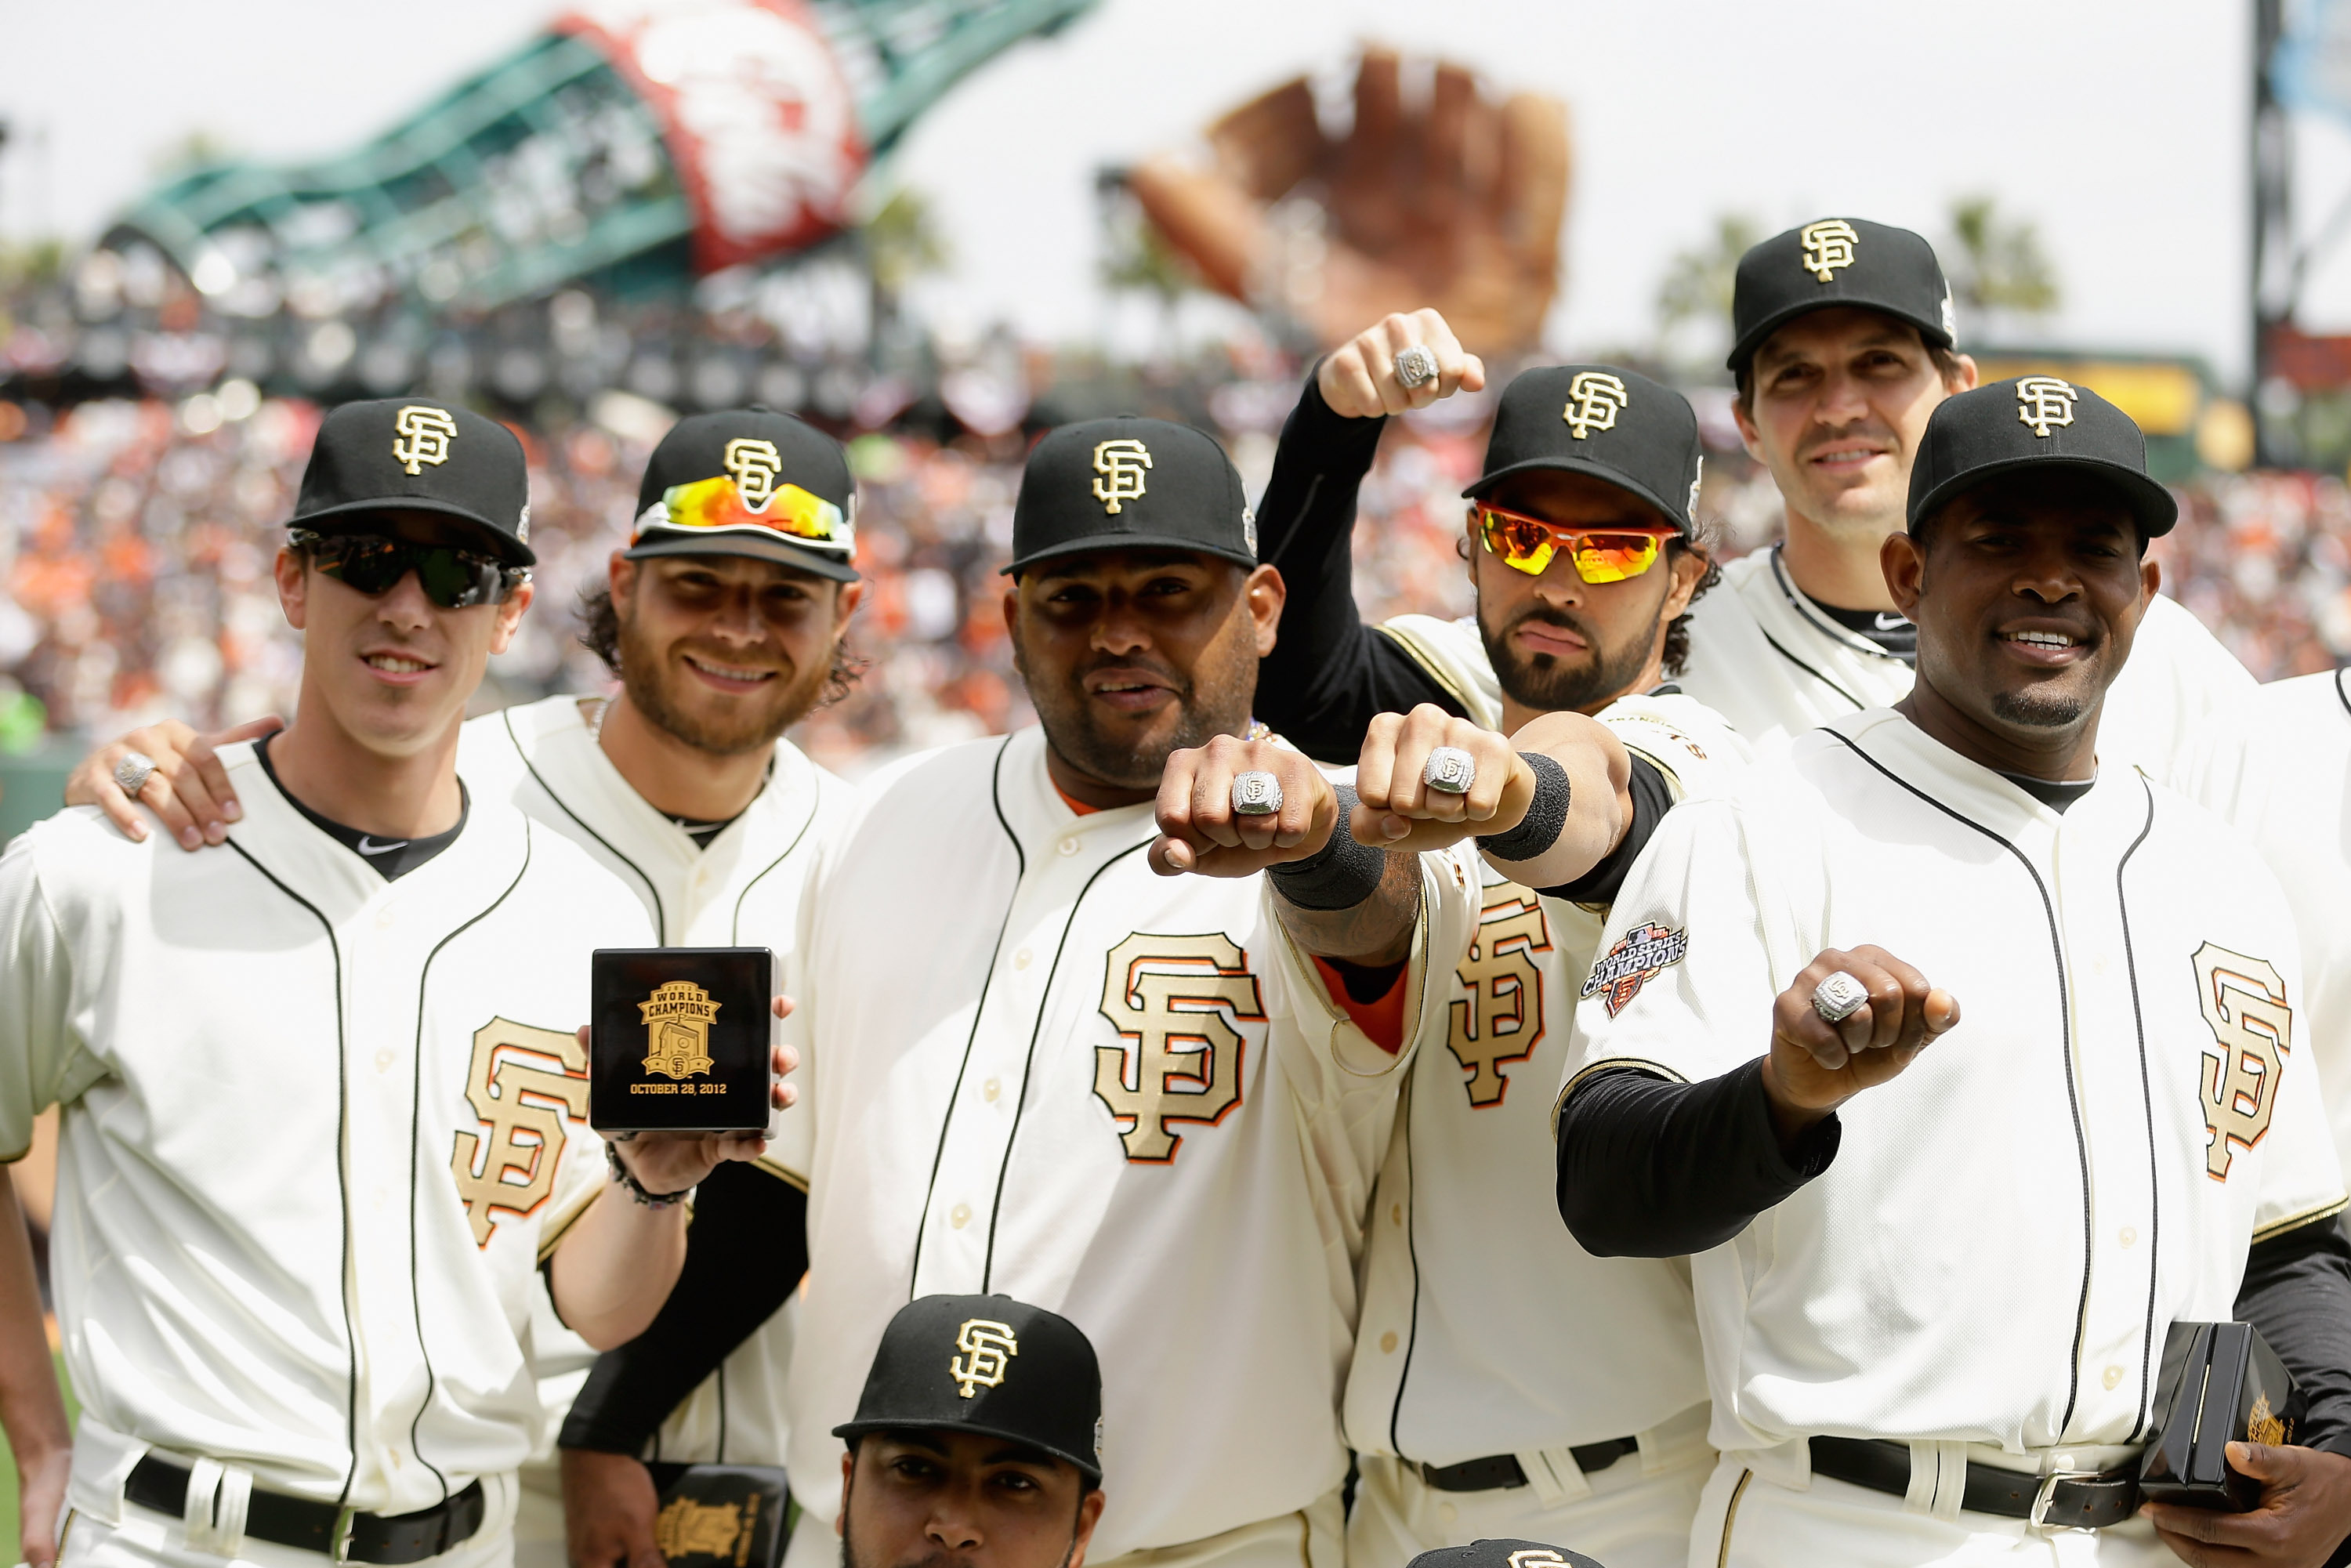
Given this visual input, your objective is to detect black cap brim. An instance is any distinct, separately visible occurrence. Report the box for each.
[1002,534,1259,577]
[624,527,860,581]
[1462,457,1692,536]
[1909,454,2178,539]
[296,496,538,567]
[833,1418,1102,1486]
[1729,299,1954,375]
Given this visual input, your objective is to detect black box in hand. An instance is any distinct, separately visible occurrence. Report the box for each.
[646,1463,788,1568]
[2139,1320,2304,1512]
[591,947,773,1134]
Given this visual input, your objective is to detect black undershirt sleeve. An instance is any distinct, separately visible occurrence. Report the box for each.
[1534,757,1673,905]
[558,1161,808,1454]
[2233,1214,2351,1458]
[1555,1063,1838,1258]
[1252,374,1465,762]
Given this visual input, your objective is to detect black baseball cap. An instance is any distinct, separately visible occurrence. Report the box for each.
[835,1295,1104,1486]
[292,399,534,566]
[1729,217,1956,374]
[1907,376,2177,538]
[626,407,858,582]
[1005,417,1255,577]
[1465,365,1702,536]
[1405,1541,1605,1568]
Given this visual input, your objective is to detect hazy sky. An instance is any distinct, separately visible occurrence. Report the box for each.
[1,0,2336,384]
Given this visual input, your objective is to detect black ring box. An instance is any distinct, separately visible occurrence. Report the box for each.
[591,947,773,1134]
[2139,1320,2304,1512]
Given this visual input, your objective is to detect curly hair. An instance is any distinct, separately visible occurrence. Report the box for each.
[577,580,865,712]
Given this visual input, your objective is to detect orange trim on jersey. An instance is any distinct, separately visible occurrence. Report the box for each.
[1312,956,1407,1055]
[1054,784,1103,817]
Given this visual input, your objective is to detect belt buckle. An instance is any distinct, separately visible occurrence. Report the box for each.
[330,1506,359,1565]
[2028,1470,2100,1530]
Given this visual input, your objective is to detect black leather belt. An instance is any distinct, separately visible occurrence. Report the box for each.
[126,1454,487,1563]
[1417,1437,1641,1493]
[1809,1436,2140,1530]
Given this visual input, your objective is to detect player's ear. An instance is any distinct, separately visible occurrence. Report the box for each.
[1881,531,1925,619]
[832,577,866,632]
[488,580,534,655]
[608,551,638,609]
[1068,1487,1107,1568]
[1244,563,1284,656]
[275,546,310,631]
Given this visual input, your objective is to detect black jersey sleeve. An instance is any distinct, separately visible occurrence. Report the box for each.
[2233,1213,2351,1459]
[1534,756,1674,905]
[1555,1061,1839,1258]
[558,1161,808,1456]
[1253,374,1465,762]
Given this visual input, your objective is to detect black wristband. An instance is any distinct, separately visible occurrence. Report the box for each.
[1267,784,1389,910]
[1477,751,1570,862]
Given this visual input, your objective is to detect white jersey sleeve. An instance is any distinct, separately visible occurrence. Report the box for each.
[0,830,108,1159]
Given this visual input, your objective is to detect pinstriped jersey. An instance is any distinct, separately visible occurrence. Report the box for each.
[1568,708,2345,1456]
[456,694,852,1468]
[0,744,651,1513]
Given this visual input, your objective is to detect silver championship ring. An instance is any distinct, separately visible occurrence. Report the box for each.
[113,750,158,798]
[1422,746,1476,795]
[1231,770,1283,817]
[1393,344,1440,390]
[1811,971,1870,1024]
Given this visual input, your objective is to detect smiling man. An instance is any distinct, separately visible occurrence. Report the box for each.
[0,400,790,1568]
[63,407,866,1568]
[1556,379,2351,1566]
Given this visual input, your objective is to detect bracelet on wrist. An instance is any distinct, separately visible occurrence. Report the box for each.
[1267,784,1389,910]
[605,1138,694,1208]
[1476,751,1571,861]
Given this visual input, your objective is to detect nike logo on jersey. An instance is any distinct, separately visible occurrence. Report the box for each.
[1872,613,1911,632]
[356,835,409,856]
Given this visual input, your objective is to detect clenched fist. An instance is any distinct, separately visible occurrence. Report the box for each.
[1763,947,1960,1143]
[1352,704,1534,854]
[1150,734,1339,878]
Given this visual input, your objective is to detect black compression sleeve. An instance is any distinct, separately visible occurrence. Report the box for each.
[1556,1062,1838,1258]
[558,1161,808,1454]
[1252,374,1464,761]
[1535,757,1672,905]
[2233,1214,2351,1458]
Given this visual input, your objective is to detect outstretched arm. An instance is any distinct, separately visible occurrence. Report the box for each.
[0,1168,68,1568]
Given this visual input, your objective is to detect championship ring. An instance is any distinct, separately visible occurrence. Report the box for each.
[1393,344,1440,390]
[1810,970,1870,1023]
[1231,770,1282,817]
[1423,746,1477,795]
[591,947,773,1134]
[113,750,157,798]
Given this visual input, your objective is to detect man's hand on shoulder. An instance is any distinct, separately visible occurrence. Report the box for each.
[63,715,282,849]
[1150,734,1338,878]
[1317,308,1484,419]
[1762,947,1959,1147]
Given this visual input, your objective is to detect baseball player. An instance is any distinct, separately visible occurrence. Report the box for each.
[2182,672,2351,1186]
[562,415,1481,1568]
[831,1295,1106,1568]
[63,407,866,1568]
[1212,313,1749,1565]
[1558,380,2351,1563]
[1255,227,2251,777]
[0,400,795,1568]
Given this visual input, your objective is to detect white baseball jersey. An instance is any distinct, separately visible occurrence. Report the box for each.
[2181,668,2351,1179]
[1346,618,1752,1462]
[778,723,1479,1561]
[1568,708,2346,1458]
[458,693,853,1467]
[0,741,652,1515]
[1674,544,2252,773]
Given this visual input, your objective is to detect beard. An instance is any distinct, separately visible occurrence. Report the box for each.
[617,613,830,757]
[1477,601,1658,715]
[1988,683,2092,729]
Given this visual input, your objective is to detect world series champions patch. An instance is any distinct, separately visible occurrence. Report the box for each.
[1580,923,1689,1017]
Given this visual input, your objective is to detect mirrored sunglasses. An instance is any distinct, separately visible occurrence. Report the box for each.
[654,475,846,544]
[1474,505,1677,583]
[293,529,524,609]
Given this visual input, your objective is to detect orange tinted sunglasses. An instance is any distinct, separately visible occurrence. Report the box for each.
[657,475,846,543]
[1475,505,1676,582]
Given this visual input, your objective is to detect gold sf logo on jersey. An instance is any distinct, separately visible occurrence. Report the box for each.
[2192,943,2294,1180]
[1447,884,1550,1107]
[451,1018,589,1246]
[1093,932,1264,1161]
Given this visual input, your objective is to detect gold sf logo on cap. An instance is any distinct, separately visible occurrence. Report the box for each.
[639,980,720,1081]
[1799,219,1859,283]
[2016,376,2079,438]
[392,406,460,476]
[723,438,784,512]
[950,1318,1019,1397]
[1092,439,1152,514]
[1562,371,1630,440]
[1507,1553,1574,1568]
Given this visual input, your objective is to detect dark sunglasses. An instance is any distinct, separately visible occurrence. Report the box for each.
[292,529,527,609]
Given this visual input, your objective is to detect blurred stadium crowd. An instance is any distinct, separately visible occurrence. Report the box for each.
[0,388,2343,774]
